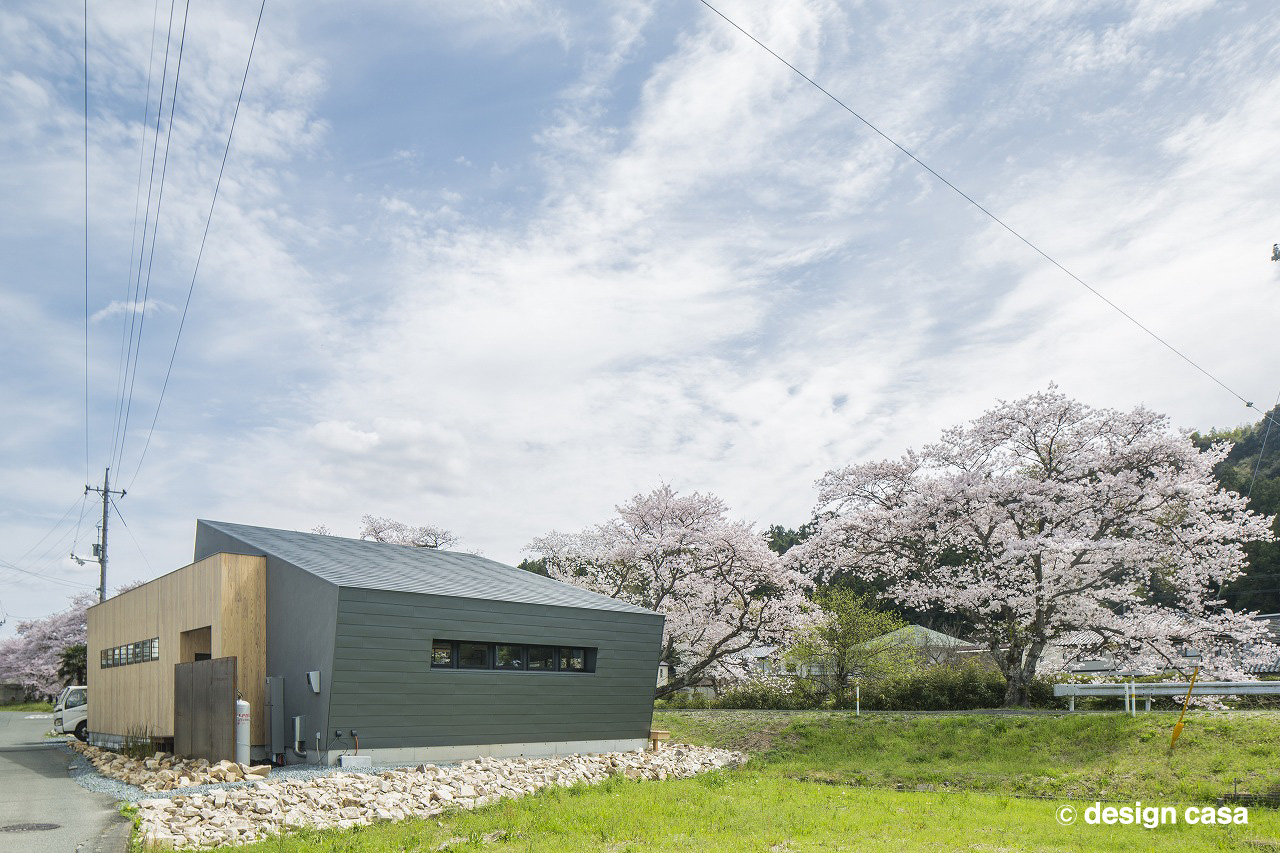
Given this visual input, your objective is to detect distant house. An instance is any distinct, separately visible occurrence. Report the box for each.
[873,625,978,665]
[88,521,664,764]
[1039,613,1280,677]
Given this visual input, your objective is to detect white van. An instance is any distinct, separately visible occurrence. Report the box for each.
[53,685,88,741]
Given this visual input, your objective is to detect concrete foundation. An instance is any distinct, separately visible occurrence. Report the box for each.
[315,737,650,766]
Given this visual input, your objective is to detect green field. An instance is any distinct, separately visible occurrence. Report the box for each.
[0,700,53,712]
[211,710,1280,852]
[659,709,1280,802]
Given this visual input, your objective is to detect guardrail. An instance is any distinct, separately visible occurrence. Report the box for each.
[1054,681,1280,711]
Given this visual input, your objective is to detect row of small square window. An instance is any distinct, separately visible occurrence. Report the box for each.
[101,638,159,668]
[431,640,596,673]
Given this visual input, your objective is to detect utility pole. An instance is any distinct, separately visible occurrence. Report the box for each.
[84,467,126,603]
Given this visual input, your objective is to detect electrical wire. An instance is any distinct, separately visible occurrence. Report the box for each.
[0,507,99,590]
[108,0,163,470]
[109,497,154,574]
[18,521,89,578]
[1246,393,1279,503]
[110,0,178,473]
[116,0,192,473]
[0,557,97,591]
[83,0,90,484]
[695,0,1277,429]
[129,0,269,490]
[6,497,85,569]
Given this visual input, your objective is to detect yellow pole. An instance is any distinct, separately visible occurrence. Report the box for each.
[1170,667,1200,747]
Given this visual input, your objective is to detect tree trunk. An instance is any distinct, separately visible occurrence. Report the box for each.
[1002,642,1043,707]
[1003,669,1031,707]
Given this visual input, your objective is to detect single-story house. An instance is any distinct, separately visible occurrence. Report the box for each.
[87,520,664,764]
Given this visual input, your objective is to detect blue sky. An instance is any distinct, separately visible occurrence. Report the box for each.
[3,0,1279,633]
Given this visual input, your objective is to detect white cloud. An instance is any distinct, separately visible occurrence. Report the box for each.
[4,0,1280,634]
[90,298,172,323]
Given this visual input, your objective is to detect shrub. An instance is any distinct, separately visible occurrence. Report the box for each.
[715,680,823,710]
[863,662,1006,710]
[654,664,1061,711]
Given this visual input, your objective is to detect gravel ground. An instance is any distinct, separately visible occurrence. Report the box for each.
[60,741,447,804]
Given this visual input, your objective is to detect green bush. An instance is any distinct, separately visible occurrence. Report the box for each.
[654,692,714,710]
[863,662,1007,710]
[715,680,823,710]
[656,664,1061,711]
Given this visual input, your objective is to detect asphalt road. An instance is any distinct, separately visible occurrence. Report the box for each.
[0,713,129,853]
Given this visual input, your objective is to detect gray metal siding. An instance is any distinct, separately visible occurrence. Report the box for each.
[329,587,663,749]
[264,556,338,760]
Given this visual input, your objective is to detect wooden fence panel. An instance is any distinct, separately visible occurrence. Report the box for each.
[173,657,238,762]
[209,658,236,762]
[173,663,193,757]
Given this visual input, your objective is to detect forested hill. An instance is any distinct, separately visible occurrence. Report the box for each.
[1193,405,1280,613]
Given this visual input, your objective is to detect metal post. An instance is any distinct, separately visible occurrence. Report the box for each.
[84,467,125,603]
[98,467,109,603]
[856,682,860,717]
[1069,695,1075,712]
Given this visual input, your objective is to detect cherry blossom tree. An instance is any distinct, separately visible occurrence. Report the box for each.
[0,592,96,698]
[525,485,811,698]
[358,515,458,550]
[793,387,1276,706]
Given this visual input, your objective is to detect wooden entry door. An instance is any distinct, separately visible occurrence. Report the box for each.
[174,656,237,761]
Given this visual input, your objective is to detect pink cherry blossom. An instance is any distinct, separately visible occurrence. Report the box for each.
[793,386,1276,705]
[527,485,810,697]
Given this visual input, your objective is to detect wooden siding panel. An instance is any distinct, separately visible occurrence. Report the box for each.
[217,553,267,744]
[86,553,266,743]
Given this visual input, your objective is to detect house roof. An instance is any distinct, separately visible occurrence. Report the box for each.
[879,624,971,648]
[195,520,658,616]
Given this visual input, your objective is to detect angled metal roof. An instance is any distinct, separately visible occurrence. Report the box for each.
[877,625,973,648]
[195,520,657,616]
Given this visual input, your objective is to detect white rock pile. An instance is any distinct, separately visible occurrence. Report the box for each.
[68,742,269,791]
[136,746,743,849]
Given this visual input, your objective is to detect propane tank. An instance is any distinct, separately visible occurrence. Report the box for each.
[235,697,251,766]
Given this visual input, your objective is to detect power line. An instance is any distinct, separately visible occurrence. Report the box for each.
[115,0,191,473]
[108,0,164,471]
[6,497,84,569]
[1246,393,1278,502]
[110,497,154,575]
[83,0,90,484]
[0,519,98,592]
[695,0,1276,430]
[110,0,179,473]
[130,0,269,490]
[0,557,97,591]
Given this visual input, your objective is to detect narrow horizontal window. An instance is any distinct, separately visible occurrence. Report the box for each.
[559,647,587,672]
[431,639,597,673]
[526,645,555,671]
[431,640,455,669]
[495,644,524,670]
[458,642,491,669]
[99,638,160,669]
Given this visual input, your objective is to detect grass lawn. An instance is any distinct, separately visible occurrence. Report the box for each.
[657,709,1280,802]
[212,711,1280,852]
[0,700,53,712]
